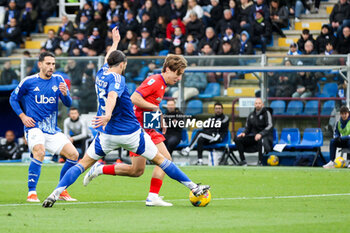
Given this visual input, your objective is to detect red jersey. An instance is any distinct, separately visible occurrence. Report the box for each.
[134,74,167,127]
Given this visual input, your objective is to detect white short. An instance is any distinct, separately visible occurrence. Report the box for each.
[26,128,70,155]
[86,128,157,161]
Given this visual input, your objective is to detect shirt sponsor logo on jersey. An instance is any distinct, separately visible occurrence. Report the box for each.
[147,79,155,86]
[35,95,56,104]
[52,85,58,92]
[156,97,162,102]
[34,87,40,91]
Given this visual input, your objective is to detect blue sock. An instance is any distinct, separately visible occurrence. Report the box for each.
[159,159,196,189]
[28,158,42,192]
[60,159,78,181]
[55,164,85,192]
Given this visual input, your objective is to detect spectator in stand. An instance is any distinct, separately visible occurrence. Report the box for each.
[163,99,184,156]
[118,29,137,54]
[329,0,350,35]
[251,0,270,21]
[90,11,108,38]
[269,0,288,38]
[3,0,19,27]
[54,46,64,57]
[239,30,254,55]
[43,29,59,53]
[216,9,240,36]
[95,2,107,21]
[336,26,350,54]
[57,15,74,37]
[198,27,220,53]
[0,130,20,160]
[84,27,105,55]
[287,42,301,55]
[287,0,310,22]
[311,0,321,14]
[266,70,280,97]
[105,28,113,50]
[174,46,183,55]
[297,29,316,54]
[292,62,317,98]
[0,61,18,85]
[323,106,350,169]
[181,102,229,165]
[75,2,94,26]
[139,12,153,36]
[186,11,204,41]
[184,34,199,51]
[218,40,236,55]
[235,98,273,166]
[183,0,204,24]
[58,31,75,56]
[75,14,93,36]
[19,1,37,39]
[37,0,56,30]
[155,0,172,22]
[184,42,199,55]
[138,0,157,24]
[275,60,296,97]
[0,18,21,56]
[169,26,186,53]
[222,27,240,54]
[225,0,240,22]
[63,107,89,159]
[172,0,187,22]
[202,0,223,28]
[303,40,317,55]
[71,30,88,56]
[239,0,254,33]
[153,16,167,51]
[316,24,336,54]
[137,27,155,55]
[77,63,97,114]
[166,15,186,42]
[251,9,272,54]
[123,11,139,36]
[106,0,121,26]
[126,43,141,56]
[64,59,84,92]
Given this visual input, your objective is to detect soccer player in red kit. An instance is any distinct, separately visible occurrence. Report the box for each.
[95,54,187,206]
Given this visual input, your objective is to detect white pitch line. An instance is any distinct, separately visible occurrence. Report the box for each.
[1,193,350,207]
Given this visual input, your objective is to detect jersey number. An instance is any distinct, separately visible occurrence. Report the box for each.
[98,87,107,112]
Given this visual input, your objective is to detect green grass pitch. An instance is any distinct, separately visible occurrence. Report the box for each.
[1,164,350,233]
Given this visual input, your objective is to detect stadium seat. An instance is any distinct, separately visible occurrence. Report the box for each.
[25,41,42,49]
[279,128,300,145]
[277,37,298,47]
[176,129,189,148]
[326,6,333,14]
[198,83,220,98]
[302,100,319,115]
[321,100,335,116]
[295,22,322,31]
[273,128,278,145]
[294,128,323,149]
[270,100,286,115]
[227,87,258,97]
[185,100,203,116]
[316,82,338,97]
[285,100,303,115]
[126,82,136,94]
[204,130,231,150]
[44,25,59,34]
[133,66,149,82]
[158,50,169,56]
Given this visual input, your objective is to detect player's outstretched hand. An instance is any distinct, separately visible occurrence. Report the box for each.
[112,26,120,44]
[92,115,111,130]
[59,82,68,96]
[20,114,36,127]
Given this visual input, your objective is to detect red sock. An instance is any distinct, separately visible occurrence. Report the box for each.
[102,165,116,175]
[149,178,163,194]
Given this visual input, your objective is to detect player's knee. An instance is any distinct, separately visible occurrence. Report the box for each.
[130,167,144,177]
[32,147,45,160]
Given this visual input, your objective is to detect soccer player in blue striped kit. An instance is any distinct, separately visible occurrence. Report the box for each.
[10,52,79,202]
[42,27,210,208]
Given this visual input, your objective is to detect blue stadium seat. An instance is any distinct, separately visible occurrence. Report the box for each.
[270,100,286,115]
[133,66,149,82]
[158,50,169,56]
[316,82,338,97]
[273,128,278,145]
[285,100,304,115]
[204,131,231,149]
[126,82,136,94]
[321,100,335,115]
[302,100,319,115]
[198,83,221,98]
[294,128,323,149]
[185,100,203,116]
[176,129,189,148]
[279,128,300,145]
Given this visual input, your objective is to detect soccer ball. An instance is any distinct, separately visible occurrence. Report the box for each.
[267,155,279,166]
[334,157,346,168]
[189,190,211,207]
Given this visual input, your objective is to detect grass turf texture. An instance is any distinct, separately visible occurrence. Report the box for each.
[1,165,350,233]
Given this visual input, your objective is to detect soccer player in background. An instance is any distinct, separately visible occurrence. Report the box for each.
[9,52,79,202]
[42,27,210,208]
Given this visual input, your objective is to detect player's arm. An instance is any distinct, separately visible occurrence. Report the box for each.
[9,83,35,127]
[58,81,72,107]
[130,92,159,111]
[104,27,121,64]
[92,91,118,129]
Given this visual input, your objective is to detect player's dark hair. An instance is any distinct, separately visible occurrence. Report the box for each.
[214,102,223,108]
[38,51,55,62]
[340,106,349,114]
[107,50,127,67]
[69,107,79,112]
[162,54,187,75]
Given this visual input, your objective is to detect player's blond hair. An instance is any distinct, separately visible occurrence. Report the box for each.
[162,54,187,75]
